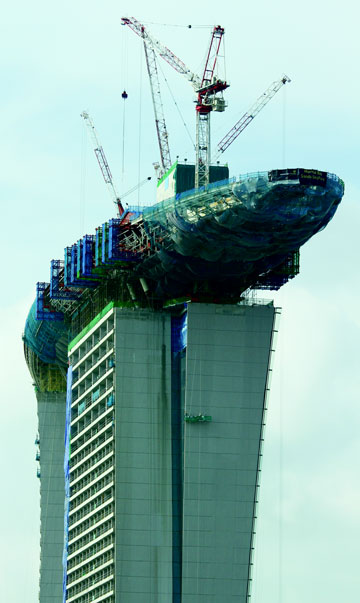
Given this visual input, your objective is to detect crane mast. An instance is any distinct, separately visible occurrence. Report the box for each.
[122,17,290,189]
[195,25,228,188]
[122,17,228,188]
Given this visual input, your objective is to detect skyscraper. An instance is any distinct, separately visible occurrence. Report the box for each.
[63,301,276,602]
[24,166,344,601]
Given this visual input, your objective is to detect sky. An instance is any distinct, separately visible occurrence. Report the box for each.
[1,0,359,600]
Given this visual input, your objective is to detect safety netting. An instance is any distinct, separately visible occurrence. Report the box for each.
[139,170,344,297]
[23,300,68,366]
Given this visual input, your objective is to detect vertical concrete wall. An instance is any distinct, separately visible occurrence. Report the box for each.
[114,309,173,602]
[171,342,186,603]
[37,392,66,602]
[181,303,275,602]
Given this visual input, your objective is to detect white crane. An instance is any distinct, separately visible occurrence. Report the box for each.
[122,17,291,188]
[142,40,172,175]
[81,111,152,216]
[122,18,228,187]
[81,111,124,215]
[215,75,291,159]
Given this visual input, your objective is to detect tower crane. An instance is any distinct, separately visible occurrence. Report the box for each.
[122,17,290,189]
[81,111,152,217]
[194,25,228,188]
[122,16,197,179]
[142,37,172,175]
[81,111,125,216]
[215,75,291,158]
[122,17,228,188]
[121,17,201,89]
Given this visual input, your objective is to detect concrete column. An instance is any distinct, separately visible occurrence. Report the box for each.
[181,303,276,602]
[37,392,66,602]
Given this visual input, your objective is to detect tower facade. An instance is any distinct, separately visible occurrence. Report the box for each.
[65,310,116,602]
[62,300,277,602]
[37,391,67,601]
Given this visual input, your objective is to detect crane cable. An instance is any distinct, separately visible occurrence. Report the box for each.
[142,21,212,29]
[121,26,129,181]
[157,59,196,151]
[137,46,143,207]
[122,92,127,178]
[79,123,87,232]
[282,84,287,169]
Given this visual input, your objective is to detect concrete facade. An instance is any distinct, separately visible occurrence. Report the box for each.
[181,303,276,602]
[66,309,116,602]
[37,391,66,602]
[66,307,174,602]
[114,309,173,602]
[62,300,276,602]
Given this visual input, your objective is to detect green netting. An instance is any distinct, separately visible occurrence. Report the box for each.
[23,301,68,366]
[139,171,344,297]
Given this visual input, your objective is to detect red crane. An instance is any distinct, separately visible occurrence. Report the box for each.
[122,18,228,187]
[122,18,290,188]
[194,25,228,187]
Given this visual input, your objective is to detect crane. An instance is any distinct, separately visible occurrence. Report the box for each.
[121,17,201,89]
[81,111,125,216]
[122,16,192,178]
[215,75,291,158]
[142,37,172,175]
[194,25,228,188]
[122,18,228,188]
[122,17,290,189]
[81,111,152,217]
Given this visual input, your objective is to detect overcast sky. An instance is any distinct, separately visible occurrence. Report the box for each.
[1,0,359,600]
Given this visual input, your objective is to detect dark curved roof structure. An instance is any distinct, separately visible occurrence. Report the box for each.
[23,301,68,391]
[24,167,344,383]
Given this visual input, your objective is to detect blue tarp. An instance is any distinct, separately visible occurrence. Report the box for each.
[171,311,188,354]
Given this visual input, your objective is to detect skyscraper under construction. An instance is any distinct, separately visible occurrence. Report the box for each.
[26,299,277,602]
[23,18,345,603]
[23,165,343,603]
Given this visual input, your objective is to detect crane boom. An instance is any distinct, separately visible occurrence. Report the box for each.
[216,75,291,156]
[142,37,172,174]
[81,111,124,215]
[122,17,228,188]
[199,26,226,91]
[122,19,287,188]
[121,17,201,90]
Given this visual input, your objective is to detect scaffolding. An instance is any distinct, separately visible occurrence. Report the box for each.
[33,169,344,322]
